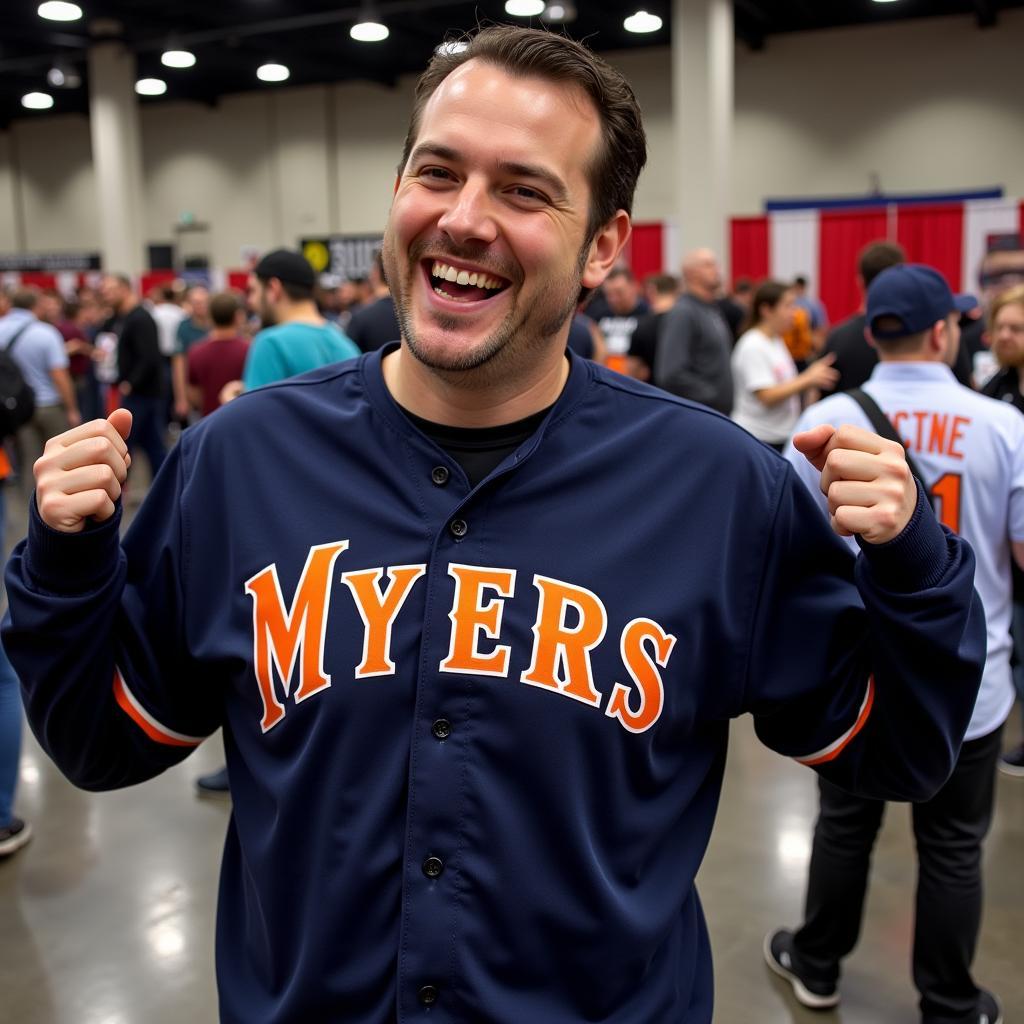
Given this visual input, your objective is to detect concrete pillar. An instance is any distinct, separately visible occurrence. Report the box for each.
[87,42,146,273]
[671,0,733,267]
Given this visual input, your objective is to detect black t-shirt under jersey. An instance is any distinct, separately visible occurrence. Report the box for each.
[403,405,553,488]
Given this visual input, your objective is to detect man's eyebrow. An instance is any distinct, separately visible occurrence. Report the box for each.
[496,161,570,204]
[407,143,570,204]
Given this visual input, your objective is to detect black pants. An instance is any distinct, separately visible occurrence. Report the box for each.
[792,725,1002,1023]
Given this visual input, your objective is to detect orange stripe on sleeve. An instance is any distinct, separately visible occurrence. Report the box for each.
[112,669,206,748]
[794,676,875,767]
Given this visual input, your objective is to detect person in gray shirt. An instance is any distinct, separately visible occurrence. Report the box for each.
[654,248,735,414]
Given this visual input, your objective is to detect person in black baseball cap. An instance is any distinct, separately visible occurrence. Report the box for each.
[866,264,976,349]
[253,248,317,293]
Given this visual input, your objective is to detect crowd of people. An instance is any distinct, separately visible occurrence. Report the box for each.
[0,22,1022,1024]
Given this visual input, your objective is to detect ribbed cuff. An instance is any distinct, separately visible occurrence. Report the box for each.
[25,493,123,594]
[856,480,950,592]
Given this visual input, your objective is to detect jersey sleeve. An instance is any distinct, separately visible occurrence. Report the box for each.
[740,462,985,802]
[2,438,221,791]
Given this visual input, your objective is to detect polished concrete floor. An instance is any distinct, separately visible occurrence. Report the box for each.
[1,481,1022,1023]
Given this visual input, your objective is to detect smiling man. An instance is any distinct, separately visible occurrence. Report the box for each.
[3,26,986,1024]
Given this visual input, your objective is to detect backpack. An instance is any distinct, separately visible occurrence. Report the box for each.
[0,324,38,438]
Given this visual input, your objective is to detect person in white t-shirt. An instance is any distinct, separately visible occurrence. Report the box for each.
[767,264,1024,1024]
[730,280,838,450]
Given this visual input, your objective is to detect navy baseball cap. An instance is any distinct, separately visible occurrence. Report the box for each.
[867,264,976,339]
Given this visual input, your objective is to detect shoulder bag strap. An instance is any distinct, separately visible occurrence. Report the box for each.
[846,387,927,486]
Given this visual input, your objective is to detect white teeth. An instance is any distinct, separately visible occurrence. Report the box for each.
[429,261,505,292]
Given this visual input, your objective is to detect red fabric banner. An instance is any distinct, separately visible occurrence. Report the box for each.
[139,270,176,298]
[627,223,665,281]
[896,204,964,291]
[818,209,889,324]
[227,270,250,293]
[730,216,769,288]
[18,271,58,291]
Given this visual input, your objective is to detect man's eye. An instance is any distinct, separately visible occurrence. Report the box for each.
[421,167,453,181]
[511,186,544,201]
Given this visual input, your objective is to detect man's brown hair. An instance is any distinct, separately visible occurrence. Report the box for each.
[858,241,905,289]
[399,25,647,242]
[209,291,241,328]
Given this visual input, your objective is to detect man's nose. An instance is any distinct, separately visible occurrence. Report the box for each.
[437,179,499,247]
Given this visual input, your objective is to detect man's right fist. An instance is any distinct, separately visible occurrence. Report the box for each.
[35,409,133,533]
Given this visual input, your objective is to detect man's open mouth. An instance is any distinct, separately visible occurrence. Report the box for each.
[426,259,511,303]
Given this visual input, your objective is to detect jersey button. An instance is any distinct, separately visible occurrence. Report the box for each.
[422,856,444,879]
[418,984,439,1007]
[431,466,450,486]
[449,518,468,539]
[432,718,451,741]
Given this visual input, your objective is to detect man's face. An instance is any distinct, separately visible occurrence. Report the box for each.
[993,301,1024,368]
[189,288,210,320]
[247,275,275,326]
[37,294,61,323]
[382,60,606,378]
[603,275,638,315]
[100,276,125,310]
[980,250,1024,303]
[685,251,722,295]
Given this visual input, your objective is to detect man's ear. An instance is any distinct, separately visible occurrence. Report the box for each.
[581,211,632,291]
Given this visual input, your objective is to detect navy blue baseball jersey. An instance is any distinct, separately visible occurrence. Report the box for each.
[4,347,984,1023]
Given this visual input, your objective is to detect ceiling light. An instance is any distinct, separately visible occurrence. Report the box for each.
[37,1,82,21]
[623,10,663,33]
[46,63,81,88]
[505,0,545,16]
[257,63,290,83]
[22,92,55,110]
[135,78,168,96]
[872,0,901,3]
[350,20,389,42]
[541,2,577,22]
[161,49,197,69]
[435,40,469,56]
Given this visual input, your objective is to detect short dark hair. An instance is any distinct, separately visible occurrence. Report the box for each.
[645,273,677,296]
[793,275,808,287]
[753,279,790,323]
[209,291,241,328]
[11,287,39,310]
[605,266,635,283]
[160,285,177,302]
[399,25,647,242]
[858,241,905,288]
[869,315,931,355]
[733,277,754,296]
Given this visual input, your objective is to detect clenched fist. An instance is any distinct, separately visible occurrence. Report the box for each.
[34,409,133,534]
[792,422,917,545]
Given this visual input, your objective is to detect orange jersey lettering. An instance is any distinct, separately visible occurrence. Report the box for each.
[605,618,677,734]
[244,541,348,733]
[521,575,607,707]
[440,565,516,677]
[342,564,427,678]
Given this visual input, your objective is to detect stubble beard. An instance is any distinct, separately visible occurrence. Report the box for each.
[384,233,587,389]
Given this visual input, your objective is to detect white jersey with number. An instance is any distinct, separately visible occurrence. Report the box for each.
[785,361,1024,740]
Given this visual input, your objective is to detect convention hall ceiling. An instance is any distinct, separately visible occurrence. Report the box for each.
[1,0,1020,126]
